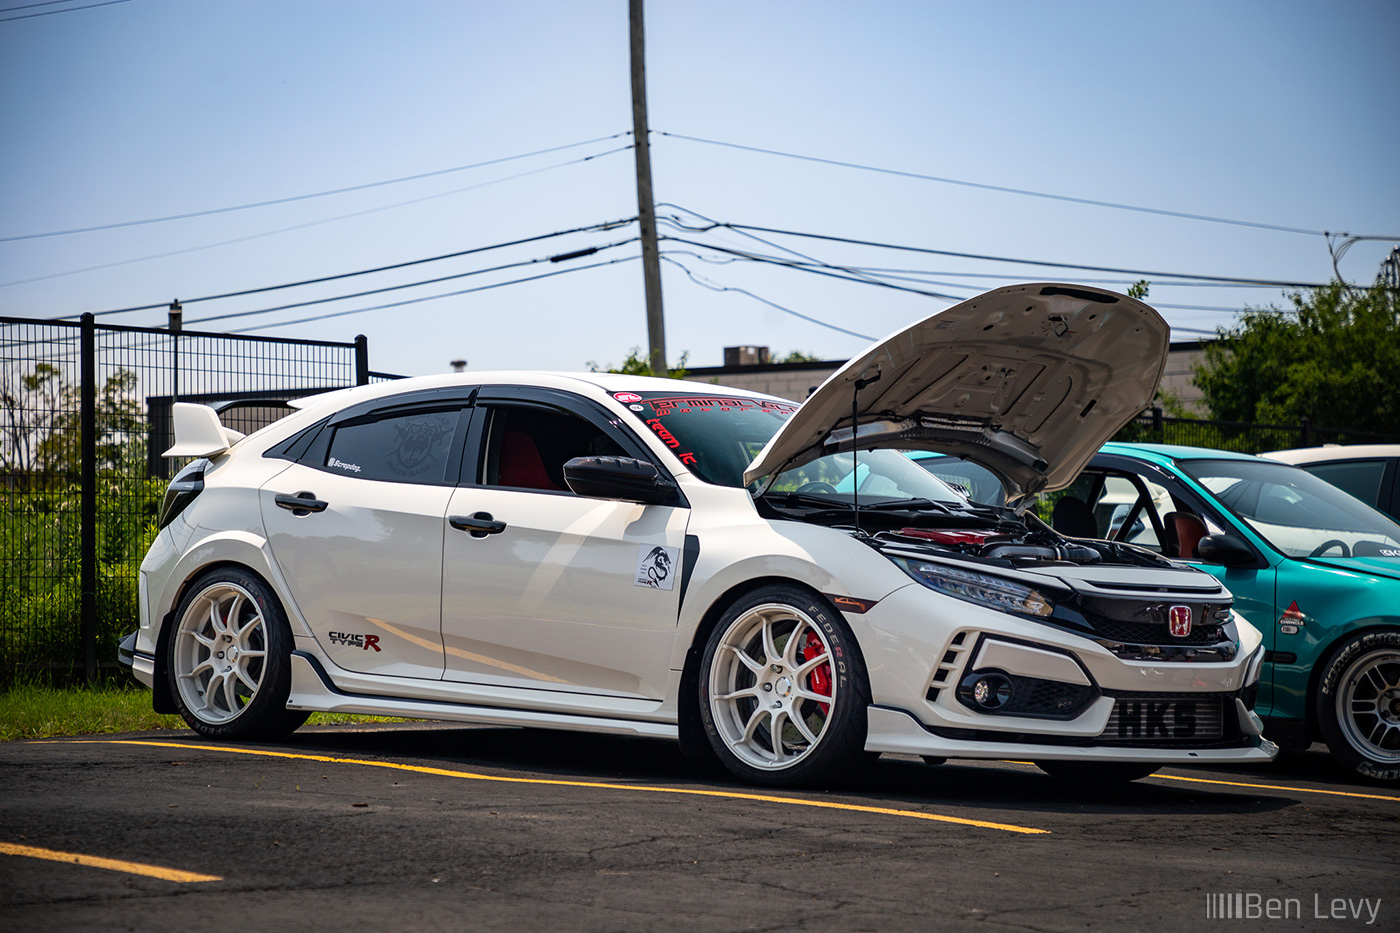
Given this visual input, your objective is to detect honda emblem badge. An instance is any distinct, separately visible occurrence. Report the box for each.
[1168,605,1193,637]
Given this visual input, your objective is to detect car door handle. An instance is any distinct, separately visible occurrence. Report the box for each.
[449,512,507,538]
[275,492,328,514]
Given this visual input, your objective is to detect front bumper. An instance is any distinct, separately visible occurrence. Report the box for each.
[851,583,1275,764]
[866,704,1278,764]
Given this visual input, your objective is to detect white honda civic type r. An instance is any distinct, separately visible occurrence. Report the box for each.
[123,283,1276,787]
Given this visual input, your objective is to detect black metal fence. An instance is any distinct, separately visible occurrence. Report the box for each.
[1,314,391,683]
[1113,408,1400,452]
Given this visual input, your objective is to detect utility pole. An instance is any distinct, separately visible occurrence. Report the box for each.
[629,0,667,375]
[1381,245,1400,290]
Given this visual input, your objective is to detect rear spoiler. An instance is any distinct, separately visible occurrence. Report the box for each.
[163,403,246,458]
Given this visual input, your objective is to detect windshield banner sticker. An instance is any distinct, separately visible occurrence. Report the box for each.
[635,544,680,590]
[647,396,797,415]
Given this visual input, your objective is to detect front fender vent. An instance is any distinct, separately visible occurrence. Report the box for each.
[925,630,971,703]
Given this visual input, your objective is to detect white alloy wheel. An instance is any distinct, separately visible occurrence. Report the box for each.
[166,568,308,741]
[173,582,269,724]
[700,585,873,787]
[709,602,834,770]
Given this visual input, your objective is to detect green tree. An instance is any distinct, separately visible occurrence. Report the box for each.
[587,347,690,379]
[1,364,143,474]
[1193,282,1399,433]
[776,350,822,363]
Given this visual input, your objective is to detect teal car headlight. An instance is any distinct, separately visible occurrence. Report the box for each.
[891,557,1056,619]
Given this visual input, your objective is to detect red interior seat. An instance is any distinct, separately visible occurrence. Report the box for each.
[499,430,560,490]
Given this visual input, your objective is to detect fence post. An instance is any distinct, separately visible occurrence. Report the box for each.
[1151,404,1163,433]
[80,313,97,683]
[1300,416,1311,447]
[354,334,369,386]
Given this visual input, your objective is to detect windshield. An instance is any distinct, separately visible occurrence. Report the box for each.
[906,452,1007,506]
[616,391,966,505]
[1182,458,1400,559]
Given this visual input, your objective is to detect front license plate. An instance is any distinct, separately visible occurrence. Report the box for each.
[1104,698,1223,742]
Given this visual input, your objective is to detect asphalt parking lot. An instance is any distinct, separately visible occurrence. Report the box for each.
[2,723,1397,932]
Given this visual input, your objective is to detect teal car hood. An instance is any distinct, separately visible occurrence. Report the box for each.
[1306,555,1400,583]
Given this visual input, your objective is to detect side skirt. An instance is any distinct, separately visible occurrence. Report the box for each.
[287,651,680,740]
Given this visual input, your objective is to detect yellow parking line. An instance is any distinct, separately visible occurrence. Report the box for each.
[73,739,1049,835]
[1153,773,1400,803]
[0,842,221,883]
[1001,759,1400,803]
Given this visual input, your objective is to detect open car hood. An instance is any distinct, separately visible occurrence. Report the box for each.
[742,283,1169,508]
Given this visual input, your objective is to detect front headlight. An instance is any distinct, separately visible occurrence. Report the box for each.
[891,558,1056,619]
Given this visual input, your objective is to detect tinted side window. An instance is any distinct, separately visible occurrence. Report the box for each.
[324,409,460,484]
[480,405,625,492]
[1302,460,1386,508]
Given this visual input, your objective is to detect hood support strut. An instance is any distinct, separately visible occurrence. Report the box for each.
[850,371,881,536]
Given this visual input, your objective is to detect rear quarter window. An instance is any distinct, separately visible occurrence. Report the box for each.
[1301,459,1386,509]
[324,409,460,483]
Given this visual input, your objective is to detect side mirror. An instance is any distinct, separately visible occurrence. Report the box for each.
[563,456,677,505]
[1196,533,1258,568]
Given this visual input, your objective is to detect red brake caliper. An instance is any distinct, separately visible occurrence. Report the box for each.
[801,631,832,715]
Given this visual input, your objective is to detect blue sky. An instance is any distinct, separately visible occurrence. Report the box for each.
[2,0,1397,376]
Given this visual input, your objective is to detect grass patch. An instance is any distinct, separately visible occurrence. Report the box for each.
[0,683,407,741]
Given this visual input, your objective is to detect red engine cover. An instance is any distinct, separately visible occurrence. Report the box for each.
[898,528,1006,546]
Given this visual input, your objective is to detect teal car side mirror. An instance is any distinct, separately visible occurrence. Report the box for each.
[1196,533,1259,568]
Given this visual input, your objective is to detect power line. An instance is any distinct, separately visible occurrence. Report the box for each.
[660,202,947,304]
[716,222,1337,289]
[660,255,877,341]
[672,247,1279,291]
[1,0,106,12]
[655,131,1374,239]
[659,204,1302,291]
[6,147,634,290]
[666,242,1263,324]
[0,0,130,23]
[67,218,636,318]
[1,132,631,242]
[670,234,1282,317]
[229,254,640,334]
[662,236,970,302]
[189,237,639,326]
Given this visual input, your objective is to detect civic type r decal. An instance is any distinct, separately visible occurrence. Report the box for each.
[329,631,381,651]
[635,545,680,590]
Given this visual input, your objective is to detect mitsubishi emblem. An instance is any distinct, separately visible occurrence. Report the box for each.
[1168,605,1193,638]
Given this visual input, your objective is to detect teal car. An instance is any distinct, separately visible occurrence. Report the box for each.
[1044,444,1400,782]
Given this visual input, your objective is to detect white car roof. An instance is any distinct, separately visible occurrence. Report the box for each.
[1263,444,1400,465]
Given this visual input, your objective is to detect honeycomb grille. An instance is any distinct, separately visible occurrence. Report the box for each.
[1090,620,1226,646]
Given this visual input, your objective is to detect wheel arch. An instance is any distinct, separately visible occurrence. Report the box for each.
[155,530,310,638]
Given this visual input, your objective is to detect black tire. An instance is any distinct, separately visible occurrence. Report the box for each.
[1315,630,1400,783]
[166,567,309,741]
[1036,760,1160,784]
[699,584,872,788]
